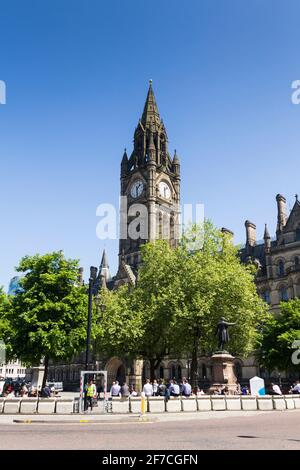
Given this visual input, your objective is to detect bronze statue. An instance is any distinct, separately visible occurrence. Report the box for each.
[216,317,236,351]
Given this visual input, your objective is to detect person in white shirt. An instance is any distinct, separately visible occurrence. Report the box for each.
[152,379,159,396]
[182,379,192,397]
[271,383,282,395]
[292,381,300,394]
[143,379,153,397]
[130,385,138,397]
[169,380,180,397]
[110,381,121,397]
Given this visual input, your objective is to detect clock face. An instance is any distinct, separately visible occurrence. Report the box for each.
[130,180,144,198]
[159,181,171,199]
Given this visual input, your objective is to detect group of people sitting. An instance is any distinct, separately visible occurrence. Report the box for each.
[110,378,203,400]
[0,379,55,398]
[270,380,300,395]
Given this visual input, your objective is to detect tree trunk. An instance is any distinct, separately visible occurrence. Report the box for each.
[190,346,198,390]
[41,356,49,390]
[149,359,156,382]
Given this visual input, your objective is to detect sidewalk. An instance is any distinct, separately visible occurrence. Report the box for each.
[0,409,278,425]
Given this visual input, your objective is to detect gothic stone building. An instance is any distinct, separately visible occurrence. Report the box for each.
[48,83,300,390]
[240,195,300,312]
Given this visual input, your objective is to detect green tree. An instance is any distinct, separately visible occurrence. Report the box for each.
[256,299,300,376]
[130,240,183,379]
[95,285,144,359]
[0,288,11,359]
[96,240,182,379]
[96,221,266,384]
[7,252,88,388]
[174,221,267,385]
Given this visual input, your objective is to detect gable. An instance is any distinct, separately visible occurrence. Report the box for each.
[284,200,300,232]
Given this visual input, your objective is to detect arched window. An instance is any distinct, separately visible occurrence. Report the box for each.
[263,290,271,304]
[158,212,163,239]
[162,212,170,240]
[201,364,207,379]
[295,257,300,267]
[296,227,300,241]
[280,286,289,302]
[170,216,175,248]
[278,260,285,277]
[169,364,182,381]
[159,366,164,379]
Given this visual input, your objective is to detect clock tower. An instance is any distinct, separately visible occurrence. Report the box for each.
[118,81,181,270]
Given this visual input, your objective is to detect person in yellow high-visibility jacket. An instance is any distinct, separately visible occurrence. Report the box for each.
[84,379,96,412]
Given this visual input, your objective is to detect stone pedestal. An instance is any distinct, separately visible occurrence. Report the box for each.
[209,353,237,395]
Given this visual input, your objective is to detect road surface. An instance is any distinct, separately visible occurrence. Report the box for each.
[0,410,300,450]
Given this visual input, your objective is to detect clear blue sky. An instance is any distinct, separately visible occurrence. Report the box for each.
[1,0,300,289]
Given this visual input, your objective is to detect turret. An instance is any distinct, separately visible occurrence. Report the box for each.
[121,148,128,176]
[264,224,271,253]
[221,227,234,239]
[147,128,156,163]
[172,149,180,175]
[276,194,287,234]
[98,249,111,281]
[77,267,84,286]
[245,220,256,255]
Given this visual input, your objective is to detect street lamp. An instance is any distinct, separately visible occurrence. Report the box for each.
[85,266,98,370]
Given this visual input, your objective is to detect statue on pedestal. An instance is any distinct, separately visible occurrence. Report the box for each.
[216,317,236,352]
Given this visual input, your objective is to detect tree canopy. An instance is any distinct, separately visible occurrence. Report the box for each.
[0,288,11,361]
[6,251,88,387]
[96,221,266,383]
[256,299,300,375]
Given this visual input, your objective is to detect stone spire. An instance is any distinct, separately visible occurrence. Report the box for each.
[121,148,128,165]
[141,80,161,130]
[172,149,180,175]
[98,249,111,281]
[264,223,271,253]
[148,127,156,162]
[264,223,270,240]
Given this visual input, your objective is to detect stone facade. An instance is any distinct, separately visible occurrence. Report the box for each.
[49,83,300,390]
[240,194,300,312]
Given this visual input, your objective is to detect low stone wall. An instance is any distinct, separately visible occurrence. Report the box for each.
[20,398,38,414]
[111,397,131,414]
[0,395,299,414]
